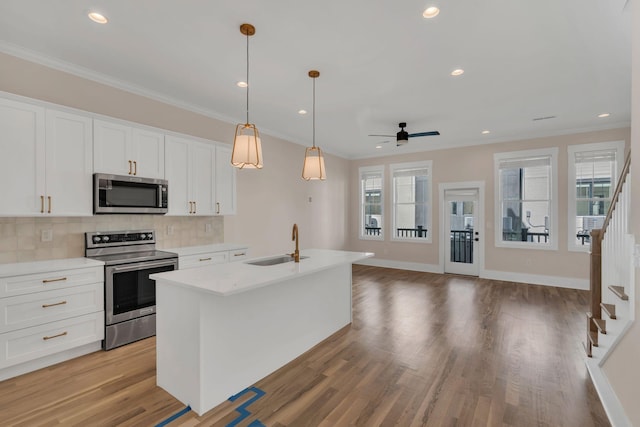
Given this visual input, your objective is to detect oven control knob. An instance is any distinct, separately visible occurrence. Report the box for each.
[146,233,153,240]
[102,236,110,242]
[93,236,101,243]
[140,233,147,239]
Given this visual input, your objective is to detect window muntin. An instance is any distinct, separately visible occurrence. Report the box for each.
[568,142,624,251]
[391,162,432,242]
[360,166,384,239]
[495,149,557,249]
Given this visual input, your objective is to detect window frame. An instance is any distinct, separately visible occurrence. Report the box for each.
[389,161,433,243]
[494,147,558,250]
[567,141,625,252]
[359,165,385,241]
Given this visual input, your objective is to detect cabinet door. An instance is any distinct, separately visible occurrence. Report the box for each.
[132,128,164,178]
[45,110,93,216]
[190,142,215,216]
[215,145,236,215]
[0,98,45,216]
[165,136,191,215]
[93,119,132,175]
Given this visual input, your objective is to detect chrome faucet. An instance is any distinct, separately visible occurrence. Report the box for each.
[291,223,300,262]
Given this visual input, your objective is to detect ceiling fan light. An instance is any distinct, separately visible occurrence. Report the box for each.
[302,146,326,180]
[232,123,263,169]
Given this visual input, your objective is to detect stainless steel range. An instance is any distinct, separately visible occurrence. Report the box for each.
[85,229,178,350]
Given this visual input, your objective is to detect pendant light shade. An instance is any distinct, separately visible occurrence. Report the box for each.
[302,70,327,181]
[232,23,263,169]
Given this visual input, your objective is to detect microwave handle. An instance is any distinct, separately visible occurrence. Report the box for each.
[158,184,163,207]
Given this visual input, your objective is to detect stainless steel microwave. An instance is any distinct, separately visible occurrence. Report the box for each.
[94,173,168,214]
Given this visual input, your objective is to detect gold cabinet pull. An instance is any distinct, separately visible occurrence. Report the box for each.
[133,160,137,175]
[42,277,67,284]
[47,196,52,214]
[193,201,197,214]
[199,257,212,262]
[233,252,246,257]
[40,195,44,213]
[42,300,67,308]
[188,201,193,214]
[128,160,133,175]
[216,202,220,214]
[43,331,67,341]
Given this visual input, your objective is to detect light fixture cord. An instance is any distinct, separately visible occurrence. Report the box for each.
[312,76,316,148]
[246,31,250,125]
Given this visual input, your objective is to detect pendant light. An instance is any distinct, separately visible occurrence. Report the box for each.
[231,23,263,169]
[302,70,327,180]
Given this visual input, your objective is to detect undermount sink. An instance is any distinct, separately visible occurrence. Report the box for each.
[245,254,309,266]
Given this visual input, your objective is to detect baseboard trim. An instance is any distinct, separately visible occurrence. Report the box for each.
[481,269,589,290]
[585,358,632,427]
[355,258,443,274]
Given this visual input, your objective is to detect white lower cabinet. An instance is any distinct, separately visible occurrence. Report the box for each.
[0,261,104,373]
[174,245,249,270]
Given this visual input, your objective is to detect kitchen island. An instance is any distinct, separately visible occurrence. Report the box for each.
[149,248,373,415]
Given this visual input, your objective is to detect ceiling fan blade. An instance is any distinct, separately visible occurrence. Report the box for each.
[408,131,440,137]
[368,134,395,137]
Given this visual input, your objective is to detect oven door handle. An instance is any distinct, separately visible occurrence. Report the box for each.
[109,259,177,273]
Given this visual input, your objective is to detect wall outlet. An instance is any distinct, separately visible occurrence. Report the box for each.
[166,225,174,236]
[205,223,212,233]
[41,229,53,242]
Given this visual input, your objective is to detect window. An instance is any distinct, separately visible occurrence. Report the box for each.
[567,141,624,251]
[494,148,558,249]
[390,161,432,242]
[359,166,384,240]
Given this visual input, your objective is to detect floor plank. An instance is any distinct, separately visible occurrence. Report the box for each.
[0,266,609,426]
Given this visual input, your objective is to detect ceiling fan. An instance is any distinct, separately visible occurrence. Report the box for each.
[369,122,440,146]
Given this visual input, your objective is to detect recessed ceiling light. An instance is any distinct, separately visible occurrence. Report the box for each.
[375,145,382,149]
[481,130,490,134]
[88,12,108,24]
[598,113,611,118]
[298,109,307,115]
[423,7,440,18]
[451,69,464,76]
[236,81,248,88]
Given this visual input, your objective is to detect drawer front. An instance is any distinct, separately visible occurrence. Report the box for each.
[0,283,104,334]
[0,312,104,369]
[0,267,103,299]
[179,252,228,270]
[228,249,249,262]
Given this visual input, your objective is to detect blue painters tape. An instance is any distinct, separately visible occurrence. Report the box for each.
[155,405,191,427]
[227,387,266,427]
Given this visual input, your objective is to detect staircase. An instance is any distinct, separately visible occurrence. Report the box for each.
[584,152,633,362]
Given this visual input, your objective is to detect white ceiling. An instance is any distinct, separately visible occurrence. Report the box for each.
[0,0,632,159]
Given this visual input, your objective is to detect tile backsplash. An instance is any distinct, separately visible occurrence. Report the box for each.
[0,215,224,264]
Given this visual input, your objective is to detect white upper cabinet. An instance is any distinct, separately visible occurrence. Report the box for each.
[0,98,45,216]
[165,136,215,216]
[215,145,236,215]
[0,98,92,216]
[93,119,164,178]
[44,109,93,216]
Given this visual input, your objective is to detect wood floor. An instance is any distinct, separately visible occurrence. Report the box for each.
[0,266,610,426]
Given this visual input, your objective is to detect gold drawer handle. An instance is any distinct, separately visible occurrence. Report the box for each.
[48,196,52,214]
[42,277,67,284]
[233,253,246,257]
[43,331,67,341]
[133,160,137,176]
[199,257,212,262]
[42,300,67,308]
[128,160,133,175]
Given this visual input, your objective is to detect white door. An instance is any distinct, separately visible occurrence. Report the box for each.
[215,145,236,215]
[444,188,480,276]
[45,109,93,216]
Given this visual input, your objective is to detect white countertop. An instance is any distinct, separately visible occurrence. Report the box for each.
[165,243,249,257]
[150,248,373,296]
[0,257,105,277]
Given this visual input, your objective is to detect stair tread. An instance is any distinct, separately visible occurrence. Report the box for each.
[600,303,617,319]
[592,318,607,334]
[608,286,629,301]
